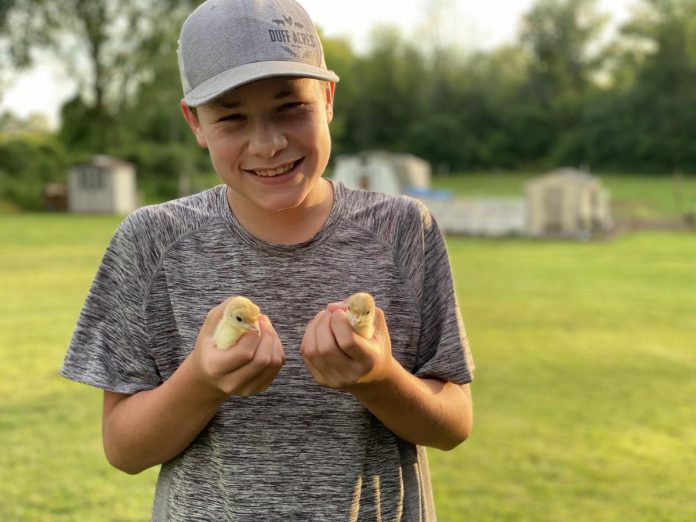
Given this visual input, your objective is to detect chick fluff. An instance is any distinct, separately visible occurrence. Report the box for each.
[214,296,261,350]
[346,292,376,339]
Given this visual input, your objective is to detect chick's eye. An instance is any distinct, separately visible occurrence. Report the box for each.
[236,316,242,322]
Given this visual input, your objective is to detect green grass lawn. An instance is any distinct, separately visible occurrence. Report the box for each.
[1,205,695,520]
[0,214,160,521]
[431,232,696,521]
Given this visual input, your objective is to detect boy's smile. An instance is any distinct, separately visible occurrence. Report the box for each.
[246,158,301,178]
[182,76,336,241]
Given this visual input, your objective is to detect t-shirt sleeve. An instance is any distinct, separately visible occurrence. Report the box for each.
[413,211,474,385]
[61,217,162,394]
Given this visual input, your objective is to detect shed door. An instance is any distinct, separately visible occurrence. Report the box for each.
[543,186,563,234]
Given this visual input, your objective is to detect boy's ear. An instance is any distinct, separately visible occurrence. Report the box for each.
[180,100,208,148]
[324,82,336,123]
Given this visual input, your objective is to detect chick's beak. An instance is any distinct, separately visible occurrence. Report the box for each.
[347,310,357,326]
[246,321,260,333]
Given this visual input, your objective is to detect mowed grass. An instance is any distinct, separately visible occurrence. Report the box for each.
[0,214,160,521]
[431,233,696,521]
[1,209,695,521]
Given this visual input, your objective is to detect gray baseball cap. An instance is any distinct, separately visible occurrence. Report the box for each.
[178,0,340,107]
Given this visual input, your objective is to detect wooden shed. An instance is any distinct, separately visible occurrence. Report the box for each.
[332,151,431,196]
[67,155,137,215]
[525,168,612,237]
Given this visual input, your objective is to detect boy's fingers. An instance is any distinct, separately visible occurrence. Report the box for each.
[258,315,277,342]
[216,337,260,372]
[260,314,276,334]
[201,297,232,334]
[300,310,323,355]
[303,359,327,385]
[271,326,285,358]
[326,301,348,313]
[315,311,339,353]
[331,310,373,361]
[230,362,278,396]
[228,332,285,394]
[256,319,285,364]
[330,309,356,345]
[373,307,390,343]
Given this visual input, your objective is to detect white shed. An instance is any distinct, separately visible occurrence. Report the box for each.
[525,168,612,237]
[332,151,431,196]
[67,155,137,215]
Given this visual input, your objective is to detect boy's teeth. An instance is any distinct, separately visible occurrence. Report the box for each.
[253,162,295,177]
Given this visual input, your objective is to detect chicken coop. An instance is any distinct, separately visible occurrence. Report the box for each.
[67,155,138,215]
[332,151,431,196]
[525,168,612,238]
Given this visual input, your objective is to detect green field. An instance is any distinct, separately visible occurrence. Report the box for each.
[432,233,696,521]
[1,179,695,520]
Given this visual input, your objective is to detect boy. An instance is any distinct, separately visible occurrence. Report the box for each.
[61,0,474,520]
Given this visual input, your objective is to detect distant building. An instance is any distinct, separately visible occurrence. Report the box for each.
[42,183,68,212]
[67,155,137,215]
[525,168,612,238]
[332,151,431,196]
[334,158,612,239]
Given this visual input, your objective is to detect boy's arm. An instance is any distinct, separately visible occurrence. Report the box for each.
[346,367,472,452]
[301,306,473,451]
[102,303,285,474]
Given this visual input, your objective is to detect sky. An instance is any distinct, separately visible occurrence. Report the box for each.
[0,0,639,128]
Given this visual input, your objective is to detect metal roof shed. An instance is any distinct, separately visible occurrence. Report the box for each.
[67,155,137,215]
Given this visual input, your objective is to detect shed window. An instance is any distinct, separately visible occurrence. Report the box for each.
[78,168,105,190]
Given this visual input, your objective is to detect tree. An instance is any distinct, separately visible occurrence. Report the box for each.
[320,33,358,155]
[345,27,430,153]
[519,0,608,165]
[0,0,196,152]
[521,0,607,99]
[615,0,696,170]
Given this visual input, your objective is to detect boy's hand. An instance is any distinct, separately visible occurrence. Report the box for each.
[300,302,395,390]
[191,299,285,397]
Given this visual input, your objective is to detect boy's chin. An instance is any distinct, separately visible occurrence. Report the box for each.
[225,173,330,213]
[258,194,312,213]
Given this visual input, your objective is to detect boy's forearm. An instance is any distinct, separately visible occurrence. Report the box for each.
[347,361,473,451]
[103,355,228,474]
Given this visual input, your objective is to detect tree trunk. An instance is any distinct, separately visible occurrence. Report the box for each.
[79,0,108,152]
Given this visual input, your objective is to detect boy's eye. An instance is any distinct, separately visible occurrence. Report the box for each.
[218,113,245,123]
[279,102,305,111]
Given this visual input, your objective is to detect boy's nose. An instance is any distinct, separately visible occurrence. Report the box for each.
[247,121,287,158]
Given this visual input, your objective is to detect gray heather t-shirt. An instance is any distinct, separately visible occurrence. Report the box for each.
[61,181,473,521]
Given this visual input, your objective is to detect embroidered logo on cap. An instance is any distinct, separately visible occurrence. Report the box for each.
[268,12,317,59]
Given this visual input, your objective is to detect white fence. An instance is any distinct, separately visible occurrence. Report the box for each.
[417,196,527,236]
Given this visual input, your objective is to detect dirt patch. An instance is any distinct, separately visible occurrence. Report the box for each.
[611,200,695,232]
[614,217,695,232]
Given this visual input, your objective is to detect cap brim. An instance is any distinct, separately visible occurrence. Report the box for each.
[184,61,340,107]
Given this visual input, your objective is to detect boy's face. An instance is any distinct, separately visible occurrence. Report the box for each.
[182,77,335,216]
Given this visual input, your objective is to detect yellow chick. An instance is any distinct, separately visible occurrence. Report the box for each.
[214,296,261,350]
[346,292,376,339]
